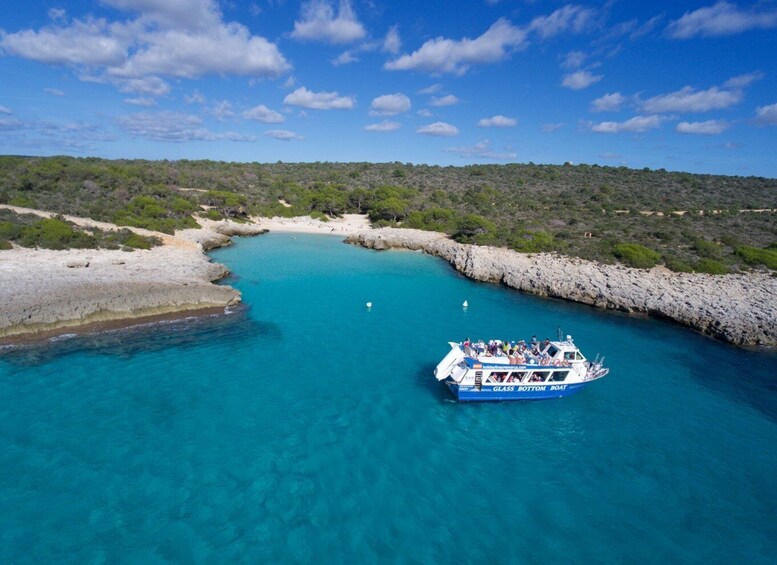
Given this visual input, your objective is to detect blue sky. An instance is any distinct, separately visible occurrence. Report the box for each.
[1,1,776,177]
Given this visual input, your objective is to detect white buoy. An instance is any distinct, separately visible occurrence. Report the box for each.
[462,300,468,308]
[366,302,372,309]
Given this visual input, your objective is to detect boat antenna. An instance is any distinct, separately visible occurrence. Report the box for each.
[557,327,563,341]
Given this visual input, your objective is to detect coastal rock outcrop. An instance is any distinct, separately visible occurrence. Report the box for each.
[0,246,240,340]
[347,228,777,347]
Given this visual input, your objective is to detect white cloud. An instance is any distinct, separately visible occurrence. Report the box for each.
[417,109,433,117]
[562,70,602,90]
[417,122,459,136]
[477,115,517,128]
[184,90,205,104]
[675,120,729,135]
[116,76,170,96]
[418,85,442,95]
[561,50,587,69]
[430,94,460,107]
[283,86,355,110]
[641,85,741,113]
[383,25,401,54]
[364,120,401,132]
[528,5,596,39]
[207,100,234,121]
[102,0,222,31]
[124,96,156,106]
[444,139,516,160]
[291,0,366,44]
[117,111,255,141]
[370,93,411,116]
[0,18,130,66]
[265,129,304,141]
[44,88,65,96]
[110,25,289,79]
[589,115,663,133]
[0,3,290,98]
[0,106,12,114]
[331,51,358,66]
[542,122,564,132]
[755,103,777,125]
[667,1,777,38]
[385,18,527,75]
[48,7,67,21]
[0,115,25,130]
[243,104,284,123]
[591,92,625,112]
[723,71,763,89]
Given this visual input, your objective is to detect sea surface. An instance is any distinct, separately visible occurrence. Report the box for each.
[1,233,776,563]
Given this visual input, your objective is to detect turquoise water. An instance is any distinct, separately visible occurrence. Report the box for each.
[1,233,776,563]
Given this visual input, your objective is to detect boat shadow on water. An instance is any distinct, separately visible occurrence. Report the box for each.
[0,304,283,367]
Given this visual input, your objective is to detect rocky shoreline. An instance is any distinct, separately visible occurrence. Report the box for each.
[346,228,777,347]
[0,218,269,344]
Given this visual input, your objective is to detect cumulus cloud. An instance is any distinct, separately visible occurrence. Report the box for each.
[675,120,730,135]
[667,1,777,38]
[0,2,290,98]
[755,103,777,125]
[383,25,401,54]
[117,110,254,141]
[370,93,411,116]
[641,85,741,113]
[591,92,625,112]
[265,129,304,141]
[430,94,460,107]
[444,139,517,160]
[477,115,517,128]
[417,121,459,136]
[283,86,355,110]
[0,18,130,66]
[364,120,401,132]
[562,70,602,90]
[44,88,65,96]
[291,0,366,44]
[0,105,12,114]
[385,18,527,75]
[589,115,663,133]
[184,90,205,105]
[243,104,284,123]
[542,123,564,132]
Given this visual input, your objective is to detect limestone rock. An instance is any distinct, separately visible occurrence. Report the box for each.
[347,228,777,347]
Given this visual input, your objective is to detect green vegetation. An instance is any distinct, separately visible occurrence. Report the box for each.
[613,243,662,269]
[0,156,775,273]
[0,209,160,251]
[695,258,729,275]
[736,245,777,270]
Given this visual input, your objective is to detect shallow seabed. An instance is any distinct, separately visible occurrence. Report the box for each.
[1,233,775,563]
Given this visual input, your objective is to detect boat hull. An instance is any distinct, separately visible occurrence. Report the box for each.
[445,378,590,402]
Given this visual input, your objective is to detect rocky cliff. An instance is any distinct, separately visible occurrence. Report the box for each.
[347,228,777,347]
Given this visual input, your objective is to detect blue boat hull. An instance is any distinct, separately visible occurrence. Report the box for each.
[445,378,590,402]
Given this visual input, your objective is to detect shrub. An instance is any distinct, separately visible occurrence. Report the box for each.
[663,255,693,273]
[0,239,12,250]
[122,232,154,250]
[452,214,496,243]
[693,238,723,259]
[201,209,224,220]
[695,258,728,275]
[613,243,661,268]
[736,246,777,270]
